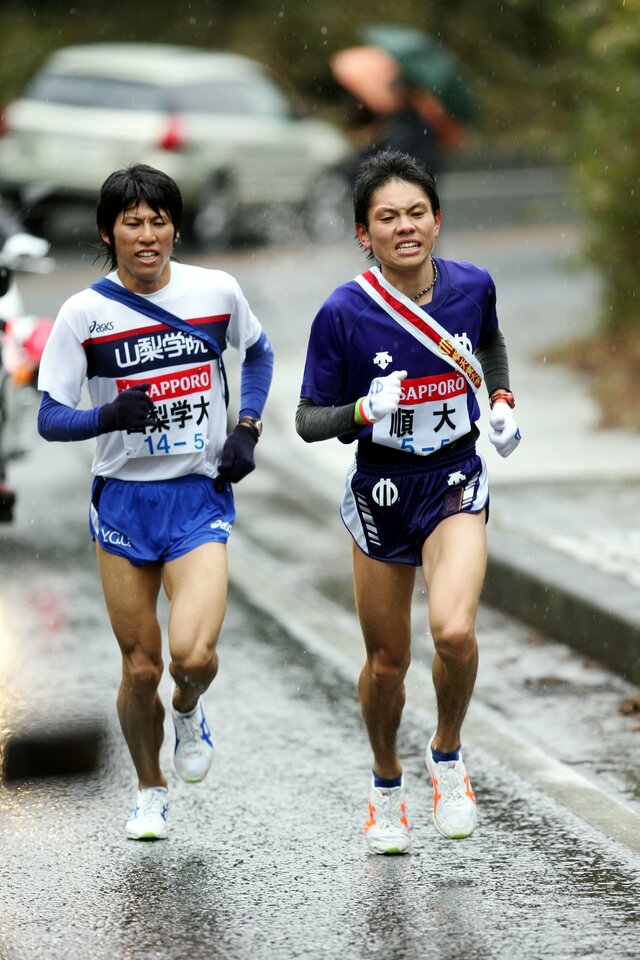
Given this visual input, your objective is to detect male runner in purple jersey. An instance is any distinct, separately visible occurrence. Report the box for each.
[297,150,520,853]
[37,164,273,839]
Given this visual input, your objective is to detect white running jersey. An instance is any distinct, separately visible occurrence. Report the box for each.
[38,262,263,480]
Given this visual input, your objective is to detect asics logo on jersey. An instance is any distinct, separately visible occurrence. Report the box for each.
[90,320,115,334]
[373,351,393,370]
[210,520,233,533]
[372,478,399,507]
[100,527,132,548]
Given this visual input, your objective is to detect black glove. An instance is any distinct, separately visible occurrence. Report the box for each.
[100,384,156,432]
[216,423,258,486]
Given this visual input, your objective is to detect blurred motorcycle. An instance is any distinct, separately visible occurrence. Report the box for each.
[0,230,55,522]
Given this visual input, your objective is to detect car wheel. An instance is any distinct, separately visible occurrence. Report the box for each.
[190,177,237,249]
[21,201,51,240]
[304,169,353,244]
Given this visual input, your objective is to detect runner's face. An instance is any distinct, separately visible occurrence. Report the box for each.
[356,179,441,280]
[103,200,178,294]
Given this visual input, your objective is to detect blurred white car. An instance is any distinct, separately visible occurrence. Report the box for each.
[0,43,353,246]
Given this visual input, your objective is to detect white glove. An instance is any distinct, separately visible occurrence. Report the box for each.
[489,401,521,458]
[360,370,408,423]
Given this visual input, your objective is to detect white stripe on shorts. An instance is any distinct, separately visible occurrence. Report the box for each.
[463,454,489,513]
[340,459,372,555]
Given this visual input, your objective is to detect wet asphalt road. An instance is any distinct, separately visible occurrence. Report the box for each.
[0,236,639,959]
[1,431,639,959]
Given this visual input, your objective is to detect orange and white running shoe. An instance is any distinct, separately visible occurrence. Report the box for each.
[365,777,411,855]
[426,735,477,839]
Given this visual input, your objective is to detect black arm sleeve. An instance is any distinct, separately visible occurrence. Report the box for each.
[476,327,510,395]
[295,397,356,442]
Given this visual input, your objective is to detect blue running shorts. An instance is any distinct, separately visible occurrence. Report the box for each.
[341,447,489,566]
[89,474,235,566]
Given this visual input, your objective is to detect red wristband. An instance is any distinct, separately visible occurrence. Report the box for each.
[489,389,515,409]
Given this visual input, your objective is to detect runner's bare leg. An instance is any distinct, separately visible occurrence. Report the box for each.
[96,545,166,789]
[353,543,416,780]
[422,511,487,753]
[163,542,228,715]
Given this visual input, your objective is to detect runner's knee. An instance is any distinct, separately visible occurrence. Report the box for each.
[170,648,217,685]
[366,649,411,692]
[122,650,164,693]
[431,620,476,665]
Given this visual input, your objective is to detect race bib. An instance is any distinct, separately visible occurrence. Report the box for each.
[117,366,213,459]
[372,373,471,455]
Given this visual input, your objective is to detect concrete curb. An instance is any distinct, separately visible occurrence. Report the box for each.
[485,528,640,685]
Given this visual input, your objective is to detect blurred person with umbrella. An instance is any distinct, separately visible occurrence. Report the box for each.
[331,25,473,182]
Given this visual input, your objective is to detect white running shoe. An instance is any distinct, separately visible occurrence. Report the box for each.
[426,734,477,839]
[126,787,169,840]
[172,699,214,783]
[365,777,411,855]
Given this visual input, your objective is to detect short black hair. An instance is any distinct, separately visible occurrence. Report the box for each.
[353,150,440,228]
[96,163,183,270]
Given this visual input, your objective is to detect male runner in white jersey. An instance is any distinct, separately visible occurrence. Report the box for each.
[37,163,273,839]
[297,150,520,853]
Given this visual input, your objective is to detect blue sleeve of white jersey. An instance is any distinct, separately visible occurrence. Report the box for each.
[238,332,274,419]
[37,391,102,441]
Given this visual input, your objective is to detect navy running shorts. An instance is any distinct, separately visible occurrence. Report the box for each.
[89,474,235,566]
[341,447,489,566]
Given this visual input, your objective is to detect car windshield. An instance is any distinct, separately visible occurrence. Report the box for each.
[25,73,167,111]
[24,72,293,117]
[170,80,292,117]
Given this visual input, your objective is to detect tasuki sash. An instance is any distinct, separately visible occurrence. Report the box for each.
[354,266,483,394]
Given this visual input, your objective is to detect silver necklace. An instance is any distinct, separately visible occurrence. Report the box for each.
[409,260,438,302]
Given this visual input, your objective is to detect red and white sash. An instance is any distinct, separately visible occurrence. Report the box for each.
[354,266,483,394]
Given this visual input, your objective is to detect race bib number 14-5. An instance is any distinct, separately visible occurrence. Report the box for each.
[117,366,212,458]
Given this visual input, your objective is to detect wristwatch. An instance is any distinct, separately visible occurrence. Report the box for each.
[238,415,263,438]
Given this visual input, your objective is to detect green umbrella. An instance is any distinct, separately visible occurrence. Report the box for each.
[359,24,474,124]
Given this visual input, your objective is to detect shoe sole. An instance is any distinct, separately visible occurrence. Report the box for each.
[365,832,412,855]
[174,767,211,784]
[126,831,168,841]
[432,817,476,840]
[367,843,411,855]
